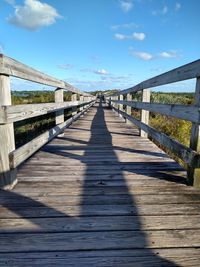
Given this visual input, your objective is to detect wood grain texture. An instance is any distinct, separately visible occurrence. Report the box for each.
[112,99,200,123]
[0,100,200,266]
[0,74,17,188]
[112,106,199,168]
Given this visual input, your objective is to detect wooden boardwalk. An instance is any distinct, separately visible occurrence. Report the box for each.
[1,100,200,266]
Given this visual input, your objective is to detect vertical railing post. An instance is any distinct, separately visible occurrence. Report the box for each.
[140,89,150,138]
[126,93,132,123]
[80,95,84,111]
[71,93,77,116]
[55,88,64,136]
[119,94,123,118]
[0,74,17,189]
[187,77,200,187]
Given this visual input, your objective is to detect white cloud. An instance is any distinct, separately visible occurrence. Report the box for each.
[133,51,154,61]
[7,0,61,31]
[94,69,109,75]
[133,32,145,41]
[152,5,169,16]
[80,68,109,75]
[115,32,145,41]
[175,3,181,11]
[119,0,133,12]
[159,51,179,58]
[111,22,139,31]
[162,5,168,15]
[115,33,126,40]
[57,64,74,70]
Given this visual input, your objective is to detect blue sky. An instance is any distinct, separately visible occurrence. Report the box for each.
[0,0,200,92]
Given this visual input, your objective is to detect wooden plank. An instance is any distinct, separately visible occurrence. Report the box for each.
[0,248,199,267]
[1,194,200,206]
[0,229,200,252]
[0,100,93,123]
[1,203,200,219]
[9,103,94,168]
[112,106,200,168]
[112,100,199,123]
[0,74,17,189]
[0,54,91,96]
[1,215,200,233]
[110,59,200,96]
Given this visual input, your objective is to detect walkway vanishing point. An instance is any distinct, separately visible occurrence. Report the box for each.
[1,55,200,266]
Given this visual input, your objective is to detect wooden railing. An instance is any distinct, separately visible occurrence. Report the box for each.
[107,59,200,188]
[0,54,96,189]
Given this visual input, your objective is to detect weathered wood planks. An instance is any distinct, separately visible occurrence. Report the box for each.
[1,101,200,266]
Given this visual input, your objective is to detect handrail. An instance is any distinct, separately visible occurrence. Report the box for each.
[106,59,200,188]
[0,55,96,189]
[109,59,200,97]
[0,54,91,97]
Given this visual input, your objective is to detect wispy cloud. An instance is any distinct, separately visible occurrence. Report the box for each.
[162,5,168,15]
[4,0,15,4]
[57,64,74,70]
[7,0,62,31]
[159,51,179,59]
[132,51,154,61]
[129,47,180,61]
[175,2,181,11]
[152,5,169,16]
[115,32,145,41]
[67,73,135,90]
[119,0,133,12]
[80,68,109,75]
[111,22,139,31]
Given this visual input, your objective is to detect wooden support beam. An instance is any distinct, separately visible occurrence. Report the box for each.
[140,89,150,138]
[112,106,199,168]
[126,93,132,124]
[111,100,200,124]
[80,95,84,111]
[119,95,123,118]
[187,77,200,187]
[0,75,17,189]
[55,88,64,137]
[71,94,77,116]
[10,103,94,169]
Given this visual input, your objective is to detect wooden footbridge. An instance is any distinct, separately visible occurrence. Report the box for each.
[1,55,200,266]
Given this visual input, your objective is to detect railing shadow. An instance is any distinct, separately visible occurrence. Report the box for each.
[0,99,183,266]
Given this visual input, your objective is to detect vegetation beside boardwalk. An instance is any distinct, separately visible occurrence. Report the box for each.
[12,90,194,153]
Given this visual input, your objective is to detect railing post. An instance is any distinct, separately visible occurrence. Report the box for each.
[126,93,132,123]
[119,94,123,118]
[71,93,77,116]
[187,77,200,187]
[0,74,17,189]
[55,88,64,136]
[80,95,84,111]
[140,89,150,138]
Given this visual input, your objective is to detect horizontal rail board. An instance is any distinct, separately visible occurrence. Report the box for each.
[112,100,200,123]
[0,100,93,124]
[109,59,200,96]
[0,54,91,96]
[9,102,95,168]
[112,106,199,167]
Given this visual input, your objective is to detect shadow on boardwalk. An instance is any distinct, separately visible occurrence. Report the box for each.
[0,99,182,266]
